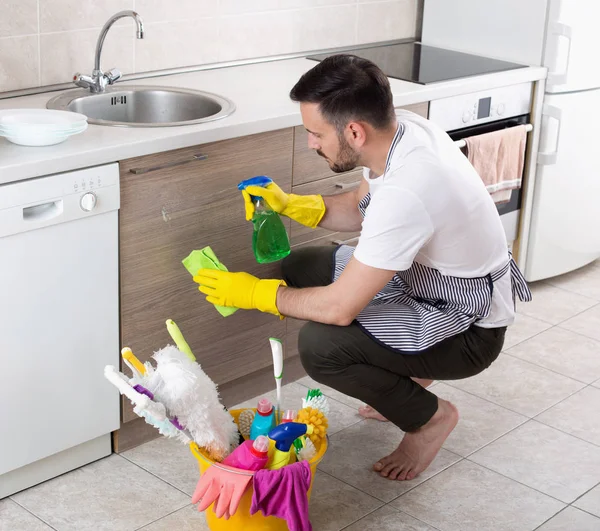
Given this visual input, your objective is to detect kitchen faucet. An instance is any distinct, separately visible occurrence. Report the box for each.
[73,11,144,93]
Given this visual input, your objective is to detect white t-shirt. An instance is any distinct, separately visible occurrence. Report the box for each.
[353,110,515,328]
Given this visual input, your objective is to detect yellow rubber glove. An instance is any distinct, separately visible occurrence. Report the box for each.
[193,269,286,317]
[242,182,326,229]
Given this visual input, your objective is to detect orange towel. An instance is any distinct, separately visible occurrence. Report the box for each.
[465,125,527,204]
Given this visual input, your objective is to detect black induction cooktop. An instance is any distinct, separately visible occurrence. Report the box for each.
[307,42,527,85]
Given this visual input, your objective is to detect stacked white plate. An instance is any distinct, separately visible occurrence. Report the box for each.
[0,109,88,147]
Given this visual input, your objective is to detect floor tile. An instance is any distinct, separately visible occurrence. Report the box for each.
[308,471,383,531]
[343,505,438,531]
[546,260,600,301]
[536,386,600,447]
[561,304,600,342]
[505,327,600,383]
[517,282,597,325]
[574,483,600,518]
[296,375,364,410]
[140,505,209,530]
[537,506,600,531]
[393,460,564,531]
[123,435,200,496]
[234,382,362,436]
[433,383,527,457]
[469,420,600,503]
[502,313,552,350]
[319,420,461,503]
[0,499,52,531]
[11,455,189,531]
[447,354,585,417]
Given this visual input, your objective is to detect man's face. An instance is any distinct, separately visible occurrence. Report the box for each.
[300,103,360,173]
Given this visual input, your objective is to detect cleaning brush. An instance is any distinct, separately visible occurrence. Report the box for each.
[237,409,255,439]
[295,406,328,447]
[302,389,330,417]
[293,436,317,462]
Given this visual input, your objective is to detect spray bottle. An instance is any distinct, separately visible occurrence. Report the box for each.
[267,422,313,470]
[237,176,291,264]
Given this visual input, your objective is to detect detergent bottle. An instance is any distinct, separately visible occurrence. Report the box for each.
[250,398,277,440]
[237,176,291,264]
[222,435,269,471]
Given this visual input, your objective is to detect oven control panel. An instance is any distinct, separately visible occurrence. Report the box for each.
[428,82,532,132]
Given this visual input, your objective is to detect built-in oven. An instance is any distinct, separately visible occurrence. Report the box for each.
[427,82,534,244]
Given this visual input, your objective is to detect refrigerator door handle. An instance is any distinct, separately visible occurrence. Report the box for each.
[537,104,563,166]
[547,22,573,87]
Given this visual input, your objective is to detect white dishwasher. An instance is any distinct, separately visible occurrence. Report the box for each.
[0,163,121,498]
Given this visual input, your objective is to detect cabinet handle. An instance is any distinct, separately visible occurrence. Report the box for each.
[331,236,360,246]
[129,153,208,174]
[335,180,361,190]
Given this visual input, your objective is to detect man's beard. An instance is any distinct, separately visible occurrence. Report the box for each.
[317,134,360,173]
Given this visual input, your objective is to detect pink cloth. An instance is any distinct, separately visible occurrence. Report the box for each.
[465,124,527,204]
[250,460,312,531]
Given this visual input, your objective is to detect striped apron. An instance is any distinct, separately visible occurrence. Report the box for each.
[333,192,532,353]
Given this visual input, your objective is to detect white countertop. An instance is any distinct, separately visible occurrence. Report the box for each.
[0,57,547,186]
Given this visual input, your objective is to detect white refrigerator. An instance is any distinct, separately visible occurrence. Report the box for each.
[422,0,600,281]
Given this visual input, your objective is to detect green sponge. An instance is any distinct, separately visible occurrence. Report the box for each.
[182,247,238,317]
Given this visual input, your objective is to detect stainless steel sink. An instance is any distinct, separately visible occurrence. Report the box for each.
[46,85,235,127]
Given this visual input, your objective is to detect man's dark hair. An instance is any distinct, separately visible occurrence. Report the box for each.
[290,54,395,132]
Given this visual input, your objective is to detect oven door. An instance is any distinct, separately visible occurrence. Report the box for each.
[447,114,530,243]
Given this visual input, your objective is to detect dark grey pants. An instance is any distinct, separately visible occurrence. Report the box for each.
[282,246,506,432]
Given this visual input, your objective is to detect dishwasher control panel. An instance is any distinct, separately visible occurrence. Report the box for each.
[0,163,120,239]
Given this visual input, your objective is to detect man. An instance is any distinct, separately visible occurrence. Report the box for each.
[195,55,531,481]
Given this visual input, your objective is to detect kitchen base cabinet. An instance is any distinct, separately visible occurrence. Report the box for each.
[118,128,293,427]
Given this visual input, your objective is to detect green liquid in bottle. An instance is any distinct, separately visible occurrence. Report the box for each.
[251,209,291,264]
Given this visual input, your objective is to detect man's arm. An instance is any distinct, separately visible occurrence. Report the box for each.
[276,255,395,326]
[317,178,368,233]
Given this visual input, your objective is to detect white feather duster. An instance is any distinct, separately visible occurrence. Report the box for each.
[144,345,240,461]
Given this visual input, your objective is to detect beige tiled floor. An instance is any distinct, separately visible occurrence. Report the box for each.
[4,262,600,530]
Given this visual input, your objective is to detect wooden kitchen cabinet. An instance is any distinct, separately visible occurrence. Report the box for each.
[118,128,293,425]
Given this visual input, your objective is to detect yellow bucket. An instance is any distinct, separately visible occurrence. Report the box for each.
[190,408,328,531]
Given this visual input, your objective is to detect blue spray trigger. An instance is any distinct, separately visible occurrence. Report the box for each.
[237,176,273,191]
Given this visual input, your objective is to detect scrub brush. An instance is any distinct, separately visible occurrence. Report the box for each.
[293,436,317,462]
[302,389,329,417]
[295,406,328,447]
[237,409,255,439]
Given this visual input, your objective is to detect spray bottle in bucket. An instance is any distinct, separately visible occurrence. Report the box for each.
[238,176,291,264]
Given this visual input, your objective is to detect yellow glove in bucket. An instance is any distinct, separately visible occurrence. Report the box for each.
[241,181,326,229]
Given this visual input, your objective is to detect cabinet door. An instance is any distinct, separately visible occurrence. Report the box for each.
[119,129,293,423]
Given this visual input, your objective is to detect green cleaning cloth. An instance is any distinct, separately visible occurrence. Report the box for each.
[182,247,238,317]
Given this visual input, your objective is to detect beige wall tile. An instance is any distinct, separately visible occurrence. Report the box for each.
[40,0,134,33]
[218,11,296,62]
[40,26,134,85]
[0,36,39,91]
[134,0,218,24]
[134,19,219,72]
[0,0,38,38]
[220,0,354,16]
[293,5,357,53]
[358,0,418,44]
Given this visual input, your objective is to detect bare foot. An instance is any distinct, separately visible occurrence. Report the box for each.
[373,398,459,481]
[358,378,434,422]
[358,405,389,422]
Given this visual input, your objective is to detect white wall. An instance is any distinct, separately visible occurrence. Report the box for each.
[0,0,422,93]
